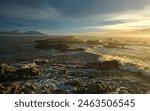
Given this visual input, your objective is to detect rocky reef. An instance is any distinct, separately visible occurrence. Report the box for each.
[0,59,50,82]
[1,52,149,94]
[0,37,150,94]
[84,60,120,70]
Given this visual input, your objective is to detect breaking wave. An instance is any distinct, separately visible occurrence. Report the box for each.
[86,48,150,77]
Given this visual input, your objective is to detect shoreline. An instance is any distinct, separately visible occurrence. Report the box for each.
[0,36,150,94]
[1,48,150,94]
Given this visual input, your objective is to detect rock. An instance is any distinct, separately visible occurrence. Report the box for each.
[51,89,69,94]
[0,64,17,82]
[0,62,41,82]
[39,85,52,94]
[86,40,101,44]
[0,84,5,93]
[73,81,111,94]
[16,66,41,77]
[35,40,70,51]
[33,59,49,65]
[85,60,119,70]
[0,64,16,74]
[100,60,119,69]
[70,48,85,51]
[14,62,41,77]
[146,90,150,94]
[103,41,126,49]
[65,79,81,87]
[0,83,38,94]
[115,87,130,94]
[19,85,37,94]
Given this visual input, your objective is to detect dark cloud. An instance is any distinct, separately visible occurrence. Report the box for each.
[0,0,149,33]
[1,0,150,18]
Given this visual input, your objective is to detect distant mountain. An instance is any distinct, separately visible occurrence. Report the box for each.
[11,30,23,34]
[0,30,48,36]
[23,31,46,35]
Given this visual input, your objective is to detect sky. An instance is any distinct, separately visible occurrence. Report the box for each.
[0,0,150,35]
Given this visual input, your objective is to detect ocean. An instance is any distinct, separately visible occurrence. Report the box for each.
[0,36,49,63]
[1,36,150,77]
[0,36,150,93]
[85,37,150,77]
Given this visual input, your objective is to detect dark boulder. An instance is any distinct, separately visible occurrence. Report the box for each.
[73,81,111,94]
[85,60,120,70]
[0,64,16,74]
[33,59,49,65]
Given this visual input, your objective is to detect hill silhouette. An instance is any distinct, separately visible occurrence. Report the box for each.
[0,30,48,36]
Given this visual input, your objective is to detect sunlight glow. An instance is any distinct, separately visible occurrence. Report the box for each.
[90,5,150,31]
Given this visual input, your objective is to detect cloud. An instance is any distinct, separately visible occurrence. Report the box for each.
[1,0,150,20]
[0,0,150,33]
[0,4,61,20]
[89,5,150,31]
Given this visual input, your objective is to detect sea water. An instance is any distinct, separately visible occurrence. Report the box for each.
[86,37,150,77]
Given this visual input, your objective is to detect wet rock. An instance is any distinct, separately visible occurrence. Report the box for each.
[16,66,41,77]
[0,64,17,82]
[0,64,16,74]
[65,79,82,87]
[85,60,119,70]
[0,62,41,82]
[39,85,52,94]
[0,83,38,94]
[86,40,101,44]
[103,41,126,49]
[33,59,49,65]
[14,62,42,77]
[35,40,70,51]
[0,84,5,93]
[51,88,69,94]
[115,87,130,94]
[100,60,120,69]
[19,85,37,94]
[73,81,111,94]
[146,90,150,94]
[70,48,85,51]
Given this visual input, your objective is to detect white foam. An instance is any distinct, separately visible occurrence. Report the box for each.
[119,62,150,77]
[86,48,150,77]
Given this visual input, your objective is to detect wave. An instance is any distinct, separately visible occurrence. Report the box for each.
[86,48,150,77]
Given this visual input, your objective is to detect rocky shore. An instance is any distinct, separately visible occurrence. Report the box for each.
[0,37,150,94]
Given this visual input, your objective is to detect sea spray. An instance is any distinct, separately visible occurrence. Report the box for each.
[86,48,150,77]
